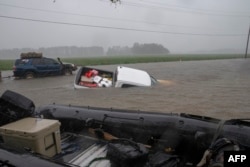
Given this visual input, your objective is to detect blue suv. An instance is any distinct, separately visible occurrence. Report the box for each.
[13,53,77,79]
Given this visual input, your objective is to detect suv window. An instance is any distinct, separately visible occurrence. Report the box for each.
[15,59,30,65]
[44,58,58,65]
[32,58,43,65]
[31,58,59,65]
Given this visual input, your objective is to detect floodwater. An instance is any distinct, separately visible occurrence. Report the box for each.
[1,59,250,119]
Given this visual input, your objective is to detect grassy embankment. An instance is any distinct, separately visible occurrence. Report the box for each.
[0,54,247,71]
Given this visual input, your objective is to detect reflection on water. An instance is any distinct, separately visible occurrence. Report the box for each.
[157,79,175,86]
[1,59,250,119]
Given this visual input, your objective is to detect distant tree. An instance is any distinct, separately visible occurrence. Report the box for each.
[132,43,170,55]
[106,43,170,56]
[110,0,121,4]
[106,46,132,56]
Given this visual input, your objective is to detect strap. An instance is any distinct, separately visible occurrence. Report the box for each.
[211,120,226,144]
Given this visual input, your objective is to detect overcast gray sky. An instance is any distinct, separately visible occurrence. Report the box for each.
[0,0,250,53]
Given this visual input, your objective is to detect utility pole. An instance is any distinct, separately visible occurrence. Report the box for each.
[245,24,250,58]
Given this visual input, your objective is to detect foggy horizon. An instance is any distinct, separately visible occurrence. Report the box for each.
[0,0,250,54]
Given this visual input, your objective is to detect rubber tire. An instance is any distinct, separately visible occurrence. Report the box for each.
[25,72,35,79]
[64,69,72,75]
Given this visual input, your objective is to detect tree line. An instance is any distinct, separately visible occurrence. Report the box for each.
[107,43,170,56]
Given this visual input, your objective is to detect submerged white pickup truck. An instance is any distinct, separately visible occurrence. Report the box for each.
[74,66,157,89]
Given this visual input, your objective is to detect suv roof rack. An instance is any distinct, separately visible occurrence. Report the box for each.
[20,52,43,59]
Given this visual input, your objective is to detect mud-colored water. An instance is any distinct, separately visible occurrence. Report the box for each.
[1,59,250,119]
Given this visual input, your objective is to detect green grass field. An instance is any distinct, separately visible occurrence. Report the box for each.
[0,54,247,71]
[0,60,14,71]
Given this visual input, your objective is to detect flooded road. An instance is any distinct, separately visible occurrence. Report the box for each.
[1,59,250,119]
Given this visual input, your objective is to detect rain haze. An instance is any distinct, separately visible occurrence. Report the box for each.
[0,0,250,54]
